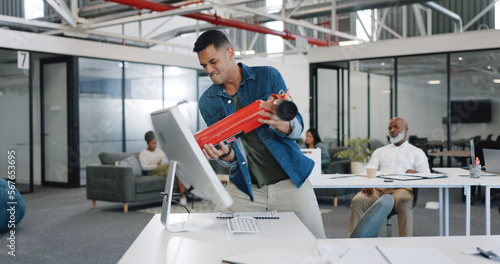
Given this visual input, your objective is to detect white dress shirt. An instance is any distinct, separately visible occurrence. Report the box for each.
[367,140,430,174]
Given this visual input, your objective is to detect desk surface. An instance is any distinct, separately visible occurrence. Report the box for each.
[312,173,476,188]
[121,214,500,264]
[326,235,500,264]
[429,150,471,157]
[312,171,478,236]
[433,167,500,182]
[119,213,317,264]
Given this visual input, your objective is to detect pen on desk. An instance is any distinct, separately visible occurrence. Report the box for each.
[339,248,350,259]
[477,247,498,259]
[375,246,391,264]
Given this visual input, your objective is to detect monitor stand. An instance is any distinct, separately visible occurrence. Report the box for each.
[160,161,215,232]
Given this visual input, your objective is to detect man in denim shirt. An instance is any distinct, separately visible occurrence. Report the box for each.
[193,30,325,239]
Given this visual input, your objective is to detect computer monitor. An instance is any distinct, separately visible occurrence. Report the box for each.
[151,105,233,232]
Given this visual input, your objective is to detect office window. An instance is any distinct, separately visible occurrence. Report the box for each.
[450,51,500,144]
[79,58,124,172]
[317,68,340,146]
[350,63,369,139]
[397,55,447,144]
[357,58,394,145]
[25,0,44,19]
[197,74,212,130]
[164,66,198,133]
[265,0,283,55]
[0,49,31,192]
[124,62,163,152]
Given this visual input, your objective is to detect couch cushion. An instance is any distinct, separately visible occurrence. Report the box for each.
[135,176,167,193]
[116,155,142,176]
[99,152,139,165]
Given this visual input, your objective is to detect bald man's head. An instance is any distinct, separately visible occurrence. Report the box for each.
[388,117,408,146]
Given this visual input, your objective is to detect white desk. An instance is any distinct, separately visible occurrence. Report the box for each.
[312,173,475,236]
[118,213,317,264]
[434,167,500,235]
[121,214,500,264]
[478,177,500,235]
[325,235,500,264]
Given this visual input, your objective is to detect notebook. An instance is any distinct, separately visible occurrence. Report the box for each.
[483,148,500,174]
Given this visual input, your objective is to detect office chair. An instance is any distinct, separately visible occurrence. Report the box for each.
[471,141,500,204]
[386,188,418,237]
[486,134,493,141]
[475,141,500,165]
[350,194,395,238]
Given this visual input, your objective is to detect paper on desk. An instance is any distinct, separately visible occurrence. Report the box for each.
[461,242,500,262]
[401,173,447,178]
[328,174,356,179]
[221,248,312,264]
[316,241,388,264]
[377,175,423,181]
[357,171,394,177]
[376,246,454,264]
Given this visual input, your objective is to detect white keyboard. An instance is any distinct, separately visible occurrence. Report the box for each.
[226,217,261,234]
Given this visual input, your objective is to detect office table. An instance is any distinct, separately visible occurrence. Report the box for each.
[311,174,475,236]
[324,235,500,264]
[121,214,500,264]
[118,213,317,264]
[435,167,500,235]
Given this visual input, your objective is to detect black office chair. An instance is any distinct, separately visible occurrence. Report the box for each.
[471,141,500,204]
[486,134,493,141]
[350,194,394,238]
[473,135,482,147]
[386,188,418,237]
[475,141,500,165]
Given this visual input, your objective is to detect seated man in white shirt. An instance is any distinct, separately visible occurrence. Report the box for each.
[348,117,430,237]
[139,131,187,206]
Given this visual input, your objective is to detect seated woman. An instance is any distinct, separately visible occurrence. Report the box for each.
[304,128,331,172]
[139,131,187,206]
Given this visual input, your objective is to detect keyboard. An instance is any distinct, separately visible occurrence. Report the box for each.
[226,217,261,234]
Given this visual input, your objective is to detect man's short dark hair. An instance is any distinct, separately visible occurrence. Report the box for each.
[193,30,231,53]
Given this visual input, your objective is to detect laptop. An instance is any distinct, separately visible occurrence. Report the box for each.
[483,148,500,174]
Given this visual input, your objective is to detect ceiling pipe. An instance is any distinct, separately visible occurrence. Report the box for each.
[422,1,463,33]
[105,0,332,46]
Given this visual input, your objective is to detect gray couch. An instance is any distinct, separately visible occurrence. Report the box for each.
[86,152,167,213]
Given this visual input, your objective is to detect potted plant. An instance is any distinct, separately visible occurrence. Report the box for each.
[333,136,374,174]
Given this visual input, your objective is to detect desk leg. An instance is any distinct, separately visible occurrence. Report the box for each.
[486,186,491,235]
[465,186,471,236]
[445,188,449,236]
[439,188,443,236]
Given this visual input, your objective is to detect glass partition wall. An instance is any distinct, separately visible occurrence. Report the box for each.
[0,49,32,192]
[78,58,200,185]
[450,51,500,144]
[311,48,500,168]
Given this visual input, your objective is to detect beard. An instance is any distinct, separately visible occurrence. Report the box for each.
[390,131,405,144]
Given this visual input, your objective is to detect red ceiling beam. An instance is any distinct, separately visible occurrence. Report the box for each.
[105,0,332,47]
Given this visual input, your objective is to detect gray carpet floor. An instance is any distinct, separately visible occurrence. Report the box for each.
[1,185,499,264]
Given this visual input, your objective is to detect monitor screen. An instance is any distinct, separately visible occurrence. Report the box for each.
[151,105,233,209]
[450,99,492,123]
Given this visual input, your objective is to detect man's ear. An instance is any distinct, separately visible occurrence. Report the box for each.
[227,46,235,60]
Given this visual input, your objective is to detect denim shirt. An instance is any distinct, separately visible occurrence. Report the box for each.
[198,63,314,201]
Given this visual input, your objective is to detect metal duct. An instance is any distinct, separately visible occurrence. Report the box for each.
[422,1,463,33]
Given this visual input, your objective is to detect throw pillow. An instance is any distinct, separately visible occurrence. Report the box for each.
[116,155,142,176]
